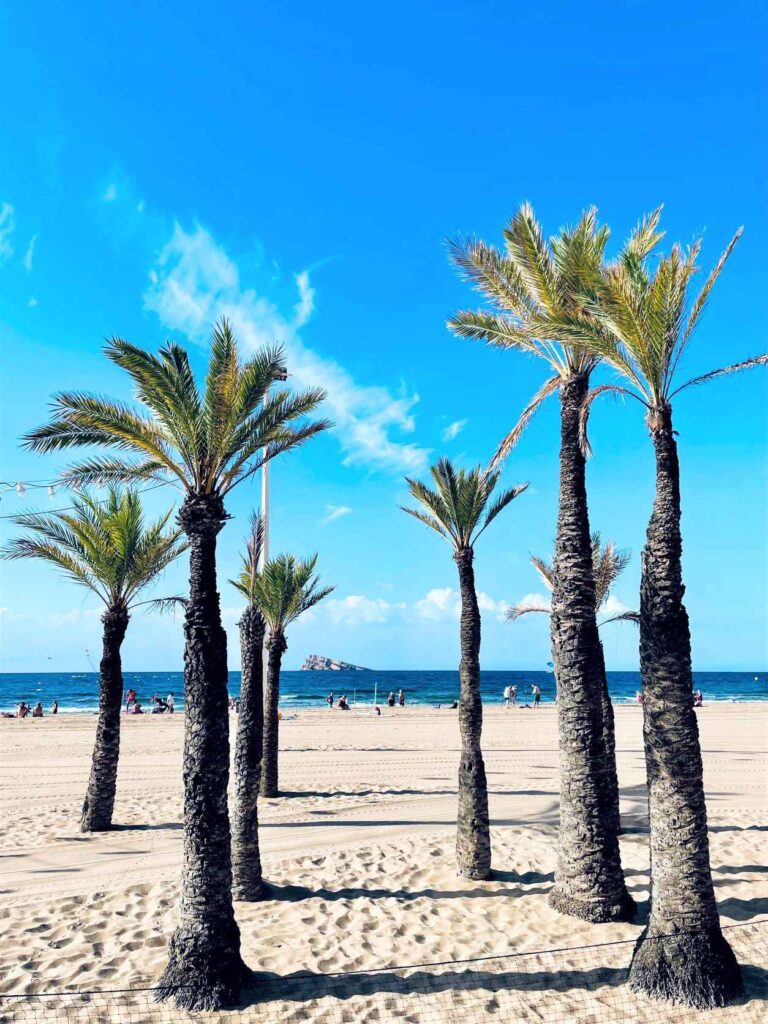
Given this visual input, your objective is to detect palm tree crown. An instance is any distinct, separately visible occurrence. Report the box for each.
[543,214,768,416]
[230,513,265,606]
[253,553,334,634]
[508,533,637,624]
[22,318,331,495]
[447,204,664,463]
[401,457,527,552]
[2,488,185,609]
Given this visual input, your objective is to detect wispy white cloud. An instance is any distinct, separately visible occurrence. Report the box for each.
[0,202,15,262]
[143,223,430,474]
[23,234,37,273]
[441,419,467,442]
[322,504,352,525]
[102,182,118,202]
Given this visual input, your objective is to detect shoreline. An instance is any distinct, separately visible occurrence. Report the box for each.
[3,699,767,718]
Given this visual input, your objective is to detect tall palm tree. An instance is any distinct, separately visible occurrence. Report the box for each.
[2,489,184,832]
[229,513,267,901]
[402,458,527,879]
[23,320,329,1011]
[255,553,334,798]
[509,533,638,835]
[549,219,767,1006]
[448,205,636,921]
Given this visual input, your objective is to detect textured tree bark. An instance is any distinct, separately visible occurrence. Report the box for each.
[595,636,622,838]
[454,548,491,879]
[80,605,129,832]
[549,374,634,922]
[260,631,287,799]
[232,605,267,900]
[156,494,250,1011]
[629,406,741,1007]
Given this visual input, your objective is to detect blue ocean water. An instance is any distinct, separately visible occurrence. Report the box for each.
[1,669,765,713]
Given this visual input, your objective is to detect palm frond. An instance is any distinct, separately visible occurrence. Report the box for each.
[252,552,333,632]
[530,554,555,591]
[671,353,768,398]
[403,458,525,552]
[599,611,640,627]
[506,603,550,622]
[488,374,561,471]
[1,489,184,609]
[27,326,328,499]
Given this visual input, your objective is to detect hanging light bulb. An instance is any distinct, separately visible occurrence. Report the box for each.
[16,482,26,495]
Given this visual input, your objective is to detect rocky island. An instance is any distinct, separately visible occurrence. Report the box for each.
[300,654,369,672]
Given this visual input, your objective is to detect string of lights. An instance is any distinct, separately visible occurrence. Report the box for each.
[0,480,169,520]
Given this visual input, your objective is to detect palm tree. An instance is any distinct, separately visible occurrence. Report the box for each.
[229,513,267,901]
[509,533,638,835]
[402,458,527,879]
[550,218,767,1006]
[448,205,636,921]
[255,553,334,798]
[22,319,329,1011]
[2,489,184,832]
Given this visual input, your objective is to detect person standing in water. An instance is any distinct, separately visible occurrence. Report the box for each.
[531,683,541,708]
[387,691,395,707]
[50,700,58,715]
[326,692,334,709]
[398,689,405,707]
[503,684,512,709]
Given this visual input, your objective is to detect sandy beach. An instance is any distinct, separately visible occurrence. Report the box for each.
[1,703,766,1022]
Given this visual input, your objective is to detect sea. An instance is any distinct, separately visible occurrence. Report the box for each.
[1,670,765,713]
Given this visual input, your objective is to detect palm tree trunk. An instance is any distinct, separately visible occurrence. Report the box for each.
[156,494,249,1011]
[232,605,267,900]
[629,406,741,1007]
[549,374,633,922]
[454,547,491,879]
[595,635,622,837]
[260,631,287,799]
[80,605,129,832]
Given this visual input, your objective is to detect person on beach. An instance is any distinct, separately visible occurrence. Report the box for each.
[17,702,30,719]
[531,683,541,708]
[387,691,395,707]
[503,684,512,708]
[337,694,350,710]
[398,689,405,707]
[326,692,334,709]
[50,700,58,715]
[635,690,644,705]
[32,702,43,717]
[693,690,703,707]
[130,700,143,714]
[125,688,137,713]
[166,693,175,714]
[510,684,517,707]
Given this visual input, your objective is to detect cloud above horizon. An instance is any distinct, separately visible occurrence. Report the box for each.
[441,419,467,442]
[322,504,353,525]
[0,202,15,263]
[144,223,430,474]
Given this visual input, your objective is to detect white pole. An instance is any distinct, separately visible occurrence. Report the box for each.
[374,680,378,712]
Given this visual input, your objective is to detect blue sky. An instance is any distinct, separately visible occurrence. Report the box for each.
[1,0,766,673]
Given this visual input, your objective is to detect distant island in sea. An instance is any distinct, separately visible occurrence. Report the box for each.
[300,654,370,672]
